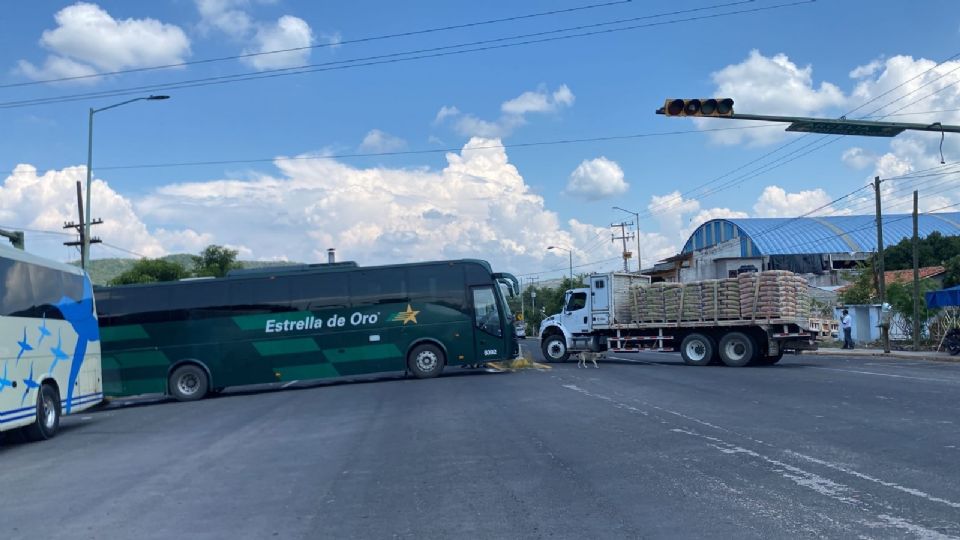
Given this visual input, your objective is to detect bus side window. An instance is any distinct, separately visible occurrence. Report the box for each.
[287,273,348,311]
[349,269,407,307]
[472,287,502,337]
[407,264,466,312]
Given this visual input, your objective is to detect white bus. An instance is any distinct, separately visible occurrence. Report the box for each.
[0,242,102,441]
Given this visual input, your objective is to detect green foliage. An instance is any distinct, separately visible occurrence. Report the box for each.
[884,231,960,271]
[519,276,587,332]
[886,280,940,340]
[945,254,960,288]
[192,245,241,278]
[841,262,877,305]
[109,258,189,285]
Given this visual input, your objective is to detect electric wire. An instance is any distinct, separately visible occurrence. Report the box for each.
[0,0,815,111]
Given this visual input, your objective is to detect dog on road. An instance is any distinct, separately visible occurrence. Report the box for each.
[576,351,603,368]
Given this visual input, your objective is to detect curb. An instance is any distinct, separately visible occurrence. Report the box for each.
[806,349,960,363]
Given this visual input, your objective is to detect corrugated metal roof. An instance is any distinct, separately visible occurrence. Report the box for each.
[682,212,960,255]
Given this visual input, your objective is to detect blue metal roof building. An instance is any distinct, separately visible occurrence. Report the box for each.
[682,212,960,257]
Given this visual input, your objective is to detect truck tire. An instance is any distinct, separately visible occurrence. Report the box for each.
[718,332,756,367]
[23,384,61,441]
[169,364,209,401]
[408,343,445,379]
[542,334,570,363]
[680,333,715,366]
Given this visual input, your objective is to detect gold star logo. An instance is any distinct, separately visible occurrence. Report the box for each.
[391,304,420,325]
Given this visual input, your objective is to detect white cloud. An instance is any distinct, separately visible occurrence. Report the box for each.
[647,190,747,245]
[849,58,883,79]
[359,129,407,153]
[3,140,645,278]
[841,147,876,170]
[698,50,847,145]
[241,15,313,70]
[564,157,629,200]
[196,0,252,37]
[17,3,191,81]
[501,84,575,115]
[439,84,574,138]
[752,185,833,217]
[434,105,460,124]
[0,164,168,259]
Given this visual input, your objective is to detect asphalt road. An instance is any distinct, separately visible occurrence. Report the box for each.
[2,341,960,539]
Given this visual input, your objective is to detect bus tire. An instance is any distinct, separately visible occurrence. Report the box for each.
[718,332,755,367]
[23,384,61,441]
[408,343,445,379]
[680,333,715,366]
[169,364,209,401]
[541,334,570,363]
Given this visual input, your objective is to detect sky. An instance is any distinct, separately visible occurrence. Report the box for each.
[1,0,959,280]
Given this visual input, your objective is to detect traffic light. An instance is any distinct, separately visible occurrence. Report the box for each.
[658,98,734,117]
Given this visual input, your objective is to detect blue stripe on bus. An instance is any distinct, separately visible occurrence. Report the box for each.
[0,412,36,424]
[0,392,103,418]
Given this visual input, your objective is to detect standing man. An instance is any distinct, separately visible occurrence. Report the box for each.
[841,309,854,349]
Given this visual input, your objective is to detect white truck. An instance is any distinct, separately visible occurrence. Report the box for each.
[538,272,817,367]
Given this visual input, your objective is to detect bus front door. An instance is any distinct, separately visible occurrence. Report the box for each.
[471,286,507,363]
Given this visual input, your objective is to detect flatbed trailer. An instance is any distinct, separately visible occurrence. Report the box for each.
[538,272,817,367]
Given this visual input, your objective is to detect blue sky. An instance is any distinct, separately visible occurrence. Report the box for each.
[1,0,959,278]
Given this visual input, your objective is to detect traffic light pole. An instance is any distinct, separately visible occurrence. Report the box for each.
[657,108,960,138]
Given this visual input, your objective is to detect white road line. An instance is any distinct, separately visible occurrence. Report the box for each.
[807,366,954,383]
[561,382,960,537]
[281,380,300,389]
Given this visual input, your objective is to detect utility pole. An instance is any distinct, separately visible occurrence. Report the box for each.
[64,180,100,268]
[873,176,890,353]
[912,190,920,350]
[613,206,643,273]
[611,221,635,272]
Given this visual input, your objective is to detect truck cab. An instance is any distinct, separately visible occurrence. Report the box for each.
[539,273,647,362]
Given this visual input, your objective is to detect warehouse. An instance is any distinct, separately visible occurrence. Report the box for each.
[649,212,960,285]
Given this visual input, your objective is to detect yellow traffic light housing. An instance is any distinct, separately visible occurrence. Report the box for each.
[659,98,734,117]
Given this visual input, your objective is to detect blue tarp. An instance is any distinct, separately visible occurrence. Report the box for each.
[925,285,960,308]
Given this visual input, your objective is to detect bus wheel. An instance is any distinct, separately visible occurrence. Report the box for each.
[408,344,445,379]
[24,384,61,441]
[541,335,570,363]
[169,364,209,401]
[680,333,714,366]
[718,332,755,367]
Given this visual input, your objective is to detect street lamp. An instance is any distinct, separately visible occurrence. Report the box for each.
[613,206,643,274]
[83,94,170,270]
[547,245,573,280]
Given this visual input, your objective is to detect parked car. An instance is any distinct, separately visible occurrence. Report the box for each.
[515,323,526,338]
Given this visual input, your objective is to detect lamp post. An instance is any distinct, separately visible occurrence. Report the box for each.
[83,95,170,270]
[613,206,642,273]
[547,245,573,281]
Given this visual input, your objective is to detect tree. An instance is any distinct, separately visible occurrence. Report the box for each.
[945,254,960,288]
[886,280,940,340]
[110,258,189,285]
[841,262,878,305]
[884,232,960,271]
[192,245,241,278]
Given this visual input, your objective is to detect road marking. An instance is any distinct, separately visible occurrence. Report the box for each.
[807,366,953,383]
[561,382,960,536]
[281,380,300,389]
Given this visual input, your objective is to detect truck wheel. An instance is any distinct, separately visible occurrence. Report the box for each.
[758,351,784,365]
[169,364,209,401]
[542,335,570,363]
[680,333,715,366]
[23,384,61,441]
[718,332,755,367]
[408,343,445,379]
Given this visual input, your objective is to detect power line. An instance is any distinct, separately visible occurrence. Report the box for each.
[3,123,783,177]
[0,0,637,89]
[516,256,621,278]
[0,0,815,111]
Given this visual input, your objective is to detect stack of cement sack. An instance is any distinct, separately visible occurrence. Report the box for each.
[663,282,704,322]
[632,282,668,323]
[700,278,742,320]
[738,270,810,321]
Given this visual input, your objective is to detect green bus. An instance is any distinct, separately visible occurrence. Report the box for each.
[94,259,519,401]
